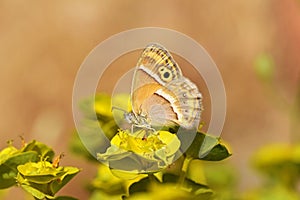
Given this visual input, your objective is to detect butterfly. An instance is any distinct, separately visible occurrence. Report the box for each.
[124,43,202,132]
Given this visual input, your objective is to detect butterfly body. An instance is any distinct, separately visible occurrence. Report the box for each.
[125,43,202,131]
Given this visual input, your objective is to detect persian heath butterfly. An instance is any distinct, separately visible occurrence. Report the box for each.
[125,43,202,131]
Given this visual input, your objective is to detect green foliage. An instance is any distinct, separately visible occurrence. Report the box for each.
[186,131,231,161]
[254,53,275,82]
[125,174,214,200]
[0,140,51,189]
[238,143,300,200]
[240,53,300,199]
[72,93,231,199]
[69,131,96,162]
[0,140,80,200]
[253,144,300,185]
[202,162,238,200]
[88,162,216,200]
[17,161,80,199]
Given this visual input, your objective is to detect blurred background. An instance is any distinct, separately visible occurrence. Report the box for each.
[0,0,299,199]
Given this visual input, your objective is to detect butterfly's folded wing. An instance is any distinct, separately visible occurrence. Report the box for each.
[130,43,202,130]
[131,43,182,114]
[162,77,202,129]
[131,78,202,129]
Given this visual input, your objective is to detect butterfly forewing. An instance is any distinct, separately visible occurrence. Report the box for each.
[132,44,182,113]
[133,44,182,87]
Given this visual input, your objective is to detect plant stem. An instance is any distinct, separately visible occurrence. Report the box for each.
[177,156,193,188]
[148,173,156,182]
[290,78,300,143]
[148,173,158,189]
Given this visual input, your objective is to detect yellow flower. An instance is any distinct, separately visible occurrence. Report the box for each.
[97,130,181,173]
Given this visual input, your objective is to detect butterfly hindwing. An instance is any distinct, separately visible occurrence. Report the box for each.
[161,77,202,129]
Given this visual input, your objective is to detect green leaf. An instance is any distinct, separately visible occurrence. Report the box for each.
[90,164,146,198]
[201,143,231,161]
[0,151,39,189]
[193,187,214,199]
[21,140,55,161]
[20,184,50,199]
[90,164,126,195]
[0,140,56,189]
[128,174,213,200]
[17,162,65,184]
[185,131,205,159]
[251,143,300,186]
[0,139,79,199]
[0,145,18,164]
[17,162,80,198]
[186,159,206,185]
[50,166,80,194]
[163,173,213,199]
[128,177,152,195]
[127,183,192,200]
[185,132,230,161]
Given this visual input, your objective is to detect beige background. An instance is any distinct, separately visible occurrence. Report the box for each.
[1,1,299,199]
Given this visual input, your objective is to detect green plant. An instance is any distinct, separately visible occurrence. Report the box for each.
[0,139,80,200]
[238,53,300,199]
[71,93,231,199]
